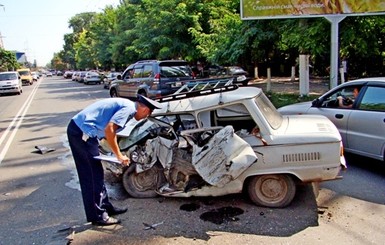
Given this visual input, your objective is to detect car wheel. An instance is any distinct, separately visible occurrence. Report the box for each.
[110,89,118,97]
[122,165,161,198]
[247,174,296,208]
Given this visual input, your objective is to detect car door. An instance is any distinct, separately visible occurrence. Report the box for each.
[307,86,357,145]
[310,107,351,143]
[120,65,142,98]
[346,86,385,160]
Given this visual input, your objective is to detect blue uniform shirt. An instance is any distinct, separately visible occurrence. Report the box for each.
[72,98,136,139]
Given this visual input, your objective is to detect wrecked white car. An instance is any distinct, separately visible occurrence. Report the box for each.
[100,85,346,208]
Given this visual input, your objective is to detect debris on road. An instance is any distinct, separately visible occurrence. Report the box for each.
[33,145,55,154]
[143,221,164,230]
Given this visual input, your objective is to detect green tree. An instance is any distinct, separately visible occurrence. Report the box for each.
[0,48,20,71]
[88,7,118,70]
[74,29,99,70]
[109,2,140,68]
[51,52,67,71]
[56,1,385,78]
[60,33,77,69]
[58,12,97,70]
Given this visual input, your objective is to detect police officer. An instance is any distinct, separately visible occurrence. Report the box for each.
[67,95,162,226]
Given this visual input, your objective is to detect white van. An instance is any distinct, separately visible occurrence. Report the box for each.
[0,71,23,95]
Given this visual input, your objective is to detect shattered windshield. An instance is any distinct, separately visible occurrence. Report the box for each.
[254,93,283,130]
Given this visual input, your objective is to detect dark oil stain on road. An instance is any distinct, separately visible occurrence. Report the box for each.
[199,206,244,225]
[180,203,201,211]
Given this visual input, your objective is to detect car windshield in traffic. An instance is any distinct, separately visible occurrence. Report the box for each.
[18,71,29,76]
[0,73,17,80]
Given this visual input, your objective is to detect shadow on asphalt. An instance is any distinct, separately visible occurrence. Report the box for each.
[52,180,320,244]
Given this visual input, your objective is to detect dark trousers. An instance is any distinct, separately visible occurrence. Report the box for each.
[67,120,113,222]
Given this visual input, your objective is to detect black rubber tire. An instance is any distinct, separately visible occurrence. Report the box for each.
[247,174,296,208]
[122,166,161,198]
[110,89,118,98]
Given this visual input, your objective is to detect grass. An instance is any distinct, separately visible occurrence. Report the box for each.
[266,92,319,108]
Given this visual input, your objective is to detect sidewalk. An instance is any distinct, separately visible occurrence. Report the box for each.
[250,77,330,95]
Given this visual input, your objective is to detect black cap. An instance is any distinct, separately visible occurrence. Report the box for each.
[137,95,162,110]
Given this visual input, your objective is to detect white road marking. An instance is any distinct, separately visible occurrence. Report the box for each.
[0,80,41,164]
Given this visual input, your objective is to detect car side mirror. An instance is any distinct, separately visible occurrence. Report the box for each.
[312,98,321,107]
[117,74,122,80]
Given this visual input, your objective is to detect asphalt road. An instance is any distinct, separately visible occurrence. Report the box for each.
[0,77,384,245]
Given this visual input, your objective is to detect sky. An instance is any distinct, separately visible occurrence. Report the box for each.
[0,0,120,67]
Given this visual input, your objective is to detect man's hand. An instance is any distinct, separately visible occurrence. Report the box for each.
[117,154,130,166]
[105,122,130,166]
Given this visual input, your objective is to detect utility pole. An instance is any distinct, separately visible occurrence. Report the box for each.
[0,32,4,49]
[0,4,4,49]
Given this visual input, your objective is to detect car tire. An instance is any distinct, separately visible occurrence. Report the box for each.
[110,89,118,97]
[122,164,161,198]
[247,174,296,208]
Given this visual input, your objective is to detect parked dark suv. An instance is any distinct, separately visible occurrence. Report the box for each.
[109,60,195,99]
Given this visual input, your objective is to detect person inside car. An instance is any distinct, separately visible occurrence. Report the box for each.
[337,87,360,109]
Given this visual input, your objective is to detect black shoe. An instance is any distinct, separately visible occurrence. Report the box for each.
[108,206,128,216]
[92,217,121,226]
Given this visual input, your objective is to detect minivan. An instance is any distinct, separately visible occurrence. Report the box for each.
[0,71,23,95]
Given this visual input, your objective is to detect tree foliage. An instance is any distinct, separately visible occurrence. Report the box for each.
[51,1,385,78]
[0,48,20,71]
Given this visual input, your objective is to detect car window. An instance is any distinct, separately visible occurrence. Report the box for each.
[123,68,133,80]
[207,103,256,132]
[358,86,385,111]
[216,104,249,117]
[255,93,282,130]
[143,65,153,77]
[320,85,361,108]
[133,66,143,78]
[160,65,191,77]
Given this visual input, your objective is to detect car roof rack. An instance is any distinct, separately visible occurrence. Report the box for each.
[156,77,239,103]
[173,77,235,94]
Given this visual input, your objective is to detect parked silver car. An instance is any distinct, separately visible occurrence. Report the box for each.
[83,71,102,85]
[278,77,385,162]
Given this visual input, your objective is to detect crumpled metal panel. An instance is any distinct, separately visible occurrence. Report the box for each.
[191,126,258,187]
[136,137,176,173]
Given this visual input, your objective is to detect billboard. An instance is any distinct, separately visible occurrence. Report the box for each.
[241,0,385,19]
